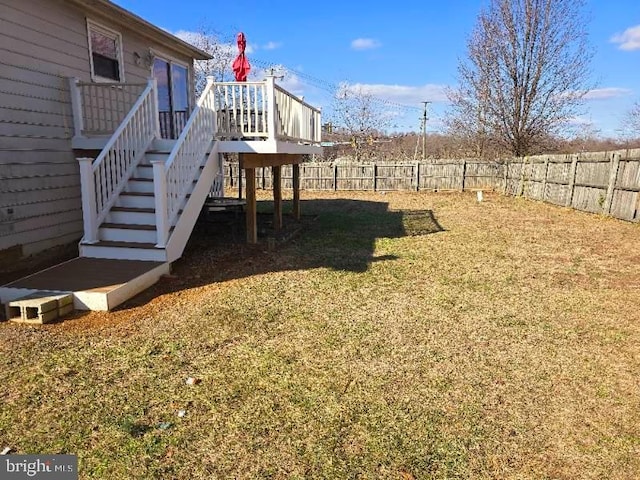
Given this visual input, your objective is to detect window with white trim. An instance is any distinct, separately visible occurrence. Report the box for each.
[87,21,124,82]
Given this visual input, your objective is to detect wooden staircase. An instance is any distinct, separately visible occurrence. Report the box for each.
[80,141,221,263]
[81,145,172,262]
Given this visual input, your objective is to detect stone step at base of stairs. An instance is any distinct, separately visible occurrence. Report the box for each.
[7,291,74,324]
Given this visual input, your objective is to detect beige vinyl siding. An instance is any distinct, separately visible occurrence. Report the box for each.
[0,0,195,262]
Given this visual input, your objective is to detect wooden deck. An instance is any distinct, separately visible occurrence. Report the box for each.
[1,257,169,311]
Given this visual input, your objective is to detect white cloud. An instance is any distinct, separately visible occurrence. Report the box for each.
[350,38,381,50]
[583,87,632,100]
[263,41,282,50]
[343,83,450,104]
[611,25,640,51]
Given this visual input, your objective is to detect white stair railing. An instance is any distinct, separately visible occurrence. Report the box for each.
[152,77,217,247]
[78,78,159,243]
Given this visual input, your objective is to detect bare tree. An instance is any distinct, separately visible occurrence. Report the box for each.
[628,102,640,137]
[176,26,236,96]
[447,0,594,157]
[331,84,391,161]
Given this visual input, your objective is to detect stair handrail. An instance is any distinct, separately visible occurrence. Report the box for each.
[153,77,217,247]
[78,78,159,243]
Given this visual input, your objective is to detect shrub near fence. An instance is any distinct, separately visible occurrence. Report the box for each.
[223,148,640,223]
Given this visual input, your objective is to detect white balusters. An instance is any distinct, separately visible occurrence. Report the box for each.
[272,83,321,143]
[157,78,217,245]
[212,82,268,138]
[210,79,320,142]
[77,78,157,243]
[71,81,149,136]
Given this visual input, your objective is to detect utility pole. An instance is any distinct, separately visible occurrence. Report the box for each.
[414,101,430,160]
[421,101,430,160]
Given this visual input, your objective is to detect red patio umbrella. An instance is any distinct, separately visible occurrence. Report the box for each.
[232,32,250,81]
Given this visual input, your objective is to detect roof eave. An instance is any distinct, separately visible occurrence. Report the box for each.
[68,0,212,60]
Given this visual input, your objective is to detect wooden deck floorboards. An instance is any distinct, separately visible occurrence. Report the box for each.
[3,258,164,293]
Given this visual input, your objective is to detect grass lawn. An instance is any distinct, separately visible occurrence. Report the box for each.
[1,191,639,479]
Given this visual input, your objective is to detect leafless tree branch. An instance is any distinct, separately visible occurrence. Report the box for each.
[446,0,594,157]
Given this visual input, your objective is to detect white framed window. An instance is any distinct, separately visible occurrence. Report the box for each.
[87,20,124,82]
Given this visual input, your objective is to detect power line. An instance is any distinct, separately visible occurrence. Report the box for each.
[249,56,423,113]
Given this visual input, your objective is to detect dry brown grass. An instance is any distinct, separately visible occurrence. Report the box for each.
[1,191,639,479]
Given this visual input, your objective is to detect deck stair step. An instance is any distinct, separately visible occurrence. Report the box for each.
[127,177,154,193]
[101,223,156,230]
[90,240,157,249]
[108,207,155,225]
[81,240,165,261]
[117,192,155,208]
[7,291,74,324]
[100,222,156,243]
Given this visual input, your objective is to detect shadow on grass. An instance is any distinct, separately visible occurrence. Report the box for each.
[116,198,444,309]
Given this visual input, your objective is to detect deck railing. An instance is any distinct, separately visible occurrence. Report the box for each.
[212,77,321,144]
[70,79,148,136]
[78,78,159,243]
[213,81,268,138]
[152,77,217,247]
[273,83,321,143]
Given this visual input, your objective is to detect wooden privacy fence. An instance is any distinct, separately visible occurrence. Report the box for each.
[223,149,640,222]
[504,149,640,222]
[224,160,503,193]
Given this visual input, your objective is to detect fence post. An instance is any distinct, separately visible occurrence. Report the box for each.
[503,161,509,195]
[526,157,535,198]
[461,160,467,191]
[604,153,621,214]
[634,190,640,222]
[373,162,378,192]
[415,162,420,191]
[541,158,550,202]
[333,164,338,191]
[518,158,527,197]
[566,155,579,207]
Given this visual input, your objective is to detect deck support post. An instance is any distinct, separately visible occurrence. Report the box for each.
[292,163,301,220]
[238,154,244,200]
[273,166,282,231]
[245,165,257,244]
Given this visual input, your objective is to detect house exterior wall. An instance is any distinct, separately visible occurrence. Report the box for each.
[0,0,195,264]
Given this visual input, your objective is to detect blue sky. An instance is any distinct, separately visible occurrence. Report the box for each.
[114,0,640,137]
